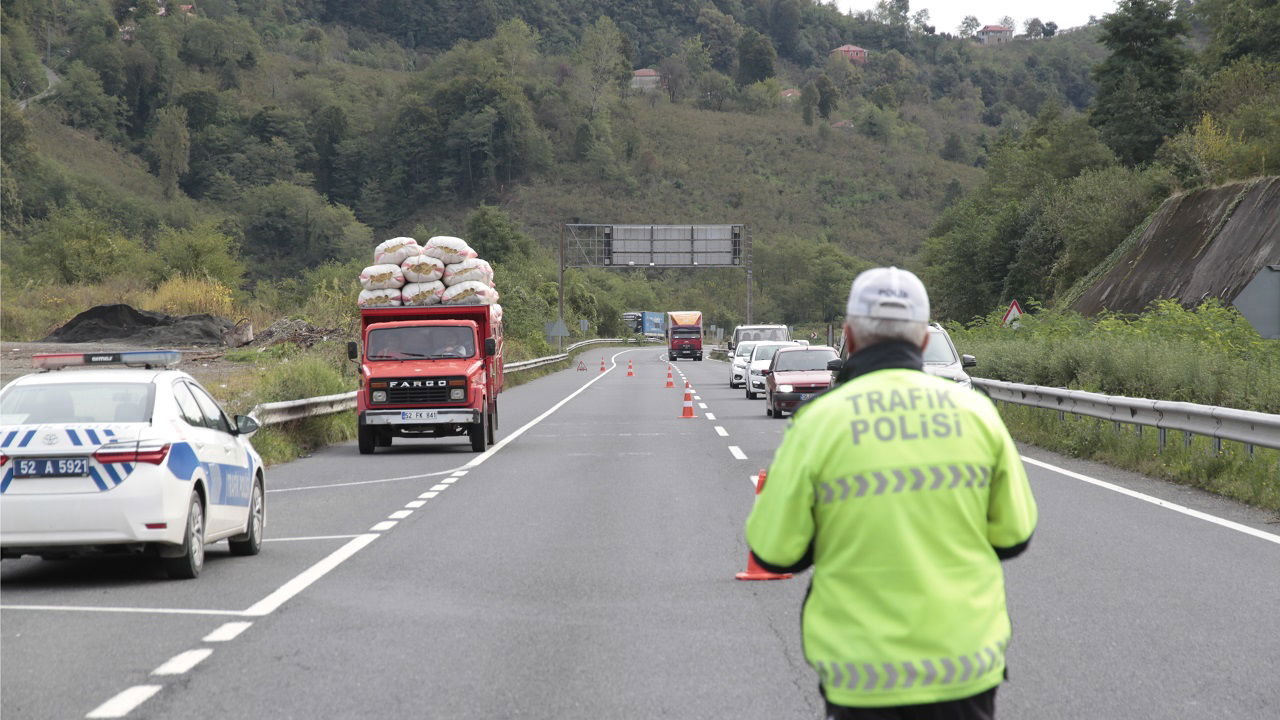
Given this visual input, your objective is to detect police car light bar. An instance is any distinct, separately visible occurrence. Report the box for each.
[33,351,182,371]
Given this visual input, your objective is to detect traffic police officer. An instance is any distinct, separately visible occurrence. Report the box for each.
[746,267,1037,720]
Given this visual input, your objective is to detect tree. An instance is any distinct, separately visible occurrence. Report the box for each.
[145,223,245,288]
[1024,18,1045,38]
[1195,0,1280,68]
[149,105,190,198]
[465,205,533,264]
[238,182,371,278]
[999,16,1016,29]
[576,16,629,119]
[658,54,690,102]
[1090,0,1191,165]
[697,7,742,76]
[55,61,125,138]
[696,71,735,111]
[959,16,981,37]
[941,132,967,162]
[800,80,818,125]
[770,0,802,58]
[815,74,838,118]
[1043,21,1059,37]
[736,29,776,86]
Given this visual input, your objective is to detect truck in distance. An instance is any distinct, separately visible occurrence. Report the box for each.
[348,305,503,453]
[667,311,703,361]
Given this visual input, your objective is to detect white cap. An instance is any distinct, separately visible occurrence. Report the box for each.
[846,266,930,322]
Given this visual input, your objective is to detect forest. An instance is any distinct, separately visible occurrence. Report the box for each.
[1,0,1276,355]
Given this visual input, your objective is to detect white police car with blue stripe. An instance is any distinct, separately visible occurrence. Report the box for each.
[0,351,265,579]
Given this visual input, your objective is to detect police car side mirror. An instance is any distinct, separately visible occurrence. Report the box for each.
[826,359,842,372]
[235,414,261,436]
[484,338,496,356]
[962,354,977,368]
[347,341,358,361]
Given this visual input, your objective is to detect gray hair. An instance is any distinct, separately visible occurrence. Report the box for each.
[846,315,927,348]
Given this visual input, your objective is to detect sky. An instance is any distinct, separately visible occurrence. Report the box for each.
[833,1,1120,34]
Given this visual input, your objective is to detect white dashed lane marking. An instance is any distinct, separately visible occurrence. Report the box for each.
[405,500,426,508]
[419,491,439,499]
[714,426,728,437]
[152,649,213,676]
[370,521,397,532]
[729,446,748,460]
[203,622,252,642]
[705,412,716,420]
[698,403,708,409]
[85,686,162,719]
[388,510,413,520]
[429,484,449,491]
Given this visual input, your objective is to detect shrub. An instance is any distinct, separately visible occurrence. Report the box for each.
[140,275,236,318]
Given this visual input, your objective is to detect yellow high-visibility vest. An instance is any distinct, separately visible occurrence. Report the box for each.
[746,368,1037,708]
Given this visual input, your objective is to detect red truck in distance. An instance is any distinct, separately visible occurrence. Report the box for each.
[667,310,703,361]
[348,305,503,454]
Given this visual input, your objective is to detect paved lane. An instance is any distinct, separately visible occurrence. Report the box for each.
[3,350,1277,719]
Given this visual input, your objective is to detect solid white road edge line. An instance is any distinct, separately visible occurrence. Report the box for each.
[462,348,639,470]
[1022,456,1280,546]
[152,649,213,676]
[715,426,729,437]
[2,604,245,616]
[85,685,162,719]
[729,446,748,460]
[263,534,361,543]
[242,533,379,617]
[267,467,461,494]
[203,622,252,642]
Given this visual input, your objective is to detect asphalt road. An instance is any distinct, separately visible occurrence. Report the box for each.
[3,350,1278,719]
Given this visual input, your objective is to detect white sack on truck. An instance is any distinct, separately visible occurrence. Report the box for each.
[442,280,499,305]
[489,304,504,323]
[401,254,445,283]
[359,264,405,290]
[422,236,477,265]
[442,258,494,287]
[401,281,445,306]
[358,288,402,308]
[374,237,420,266]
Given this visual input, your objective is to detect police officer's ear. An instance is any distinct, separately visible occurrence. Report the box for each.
[919,331,930,352]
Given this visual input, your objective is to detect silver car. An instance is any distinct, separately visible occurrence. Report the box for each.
[830,323,976,389]
[729,341,759,388]
[745,341,797,399]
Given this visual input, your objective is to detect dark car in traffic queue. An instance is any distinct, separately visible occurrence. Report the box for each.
[763,345,839,418]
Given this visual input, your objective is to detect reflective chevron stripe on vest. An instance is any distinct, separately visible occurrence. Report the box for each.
[814,463,990,504]
[814,639,1007,692]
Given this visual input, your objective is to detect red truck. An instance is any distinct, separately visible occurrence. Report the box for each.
[667,310,704,361]
[347,305,503,454]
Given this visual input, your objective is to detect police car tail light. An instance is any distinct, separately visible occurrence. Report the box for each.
[34,350,181,371]
[94,442,171,465]
[0,452,8,466]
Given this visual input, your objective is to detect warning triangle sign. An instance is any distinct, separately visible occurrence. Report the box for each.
[577,360,587,371]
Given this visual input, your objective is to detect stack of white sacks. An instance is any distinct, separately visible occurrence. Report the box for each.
[357,236,501,309]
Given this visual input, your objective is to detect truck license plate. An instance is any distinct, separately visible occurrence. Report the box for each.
[400,410,439,421]
[15,457,91,478]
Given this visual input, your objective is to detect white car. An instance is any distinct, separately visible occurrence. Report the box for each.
[0,351,266,579]
[745,341,797,399]
[728,341,759,388]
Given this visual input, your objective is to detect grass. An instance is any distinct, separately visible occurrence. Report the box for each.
[997,403,1280,513]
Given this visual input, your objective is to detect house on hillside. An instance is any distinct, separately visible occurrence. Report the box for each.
[976,25,1013,45]
[830,44,868,65]
[780,88,801,102]
[630,69,661,92]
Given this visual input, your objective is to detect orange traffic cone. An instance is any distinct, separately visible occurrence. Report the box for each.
[737,470,792,581]
[626,359,635,377]
[665,366,675,388]
[600,357,606,373]
[679,387,697,418]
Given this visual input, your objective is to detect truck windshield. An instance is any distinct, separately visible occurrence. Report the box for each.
[368,327,475,360]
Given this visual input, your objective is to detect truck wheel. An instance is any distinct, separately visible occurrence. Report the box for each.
[358,423,376,454]
[669,354,676,362]
[469,410,487,452]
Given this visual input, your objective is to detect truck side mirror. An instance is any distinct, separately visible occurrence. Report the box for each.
[484,338,496,356]
[347,341,358,361]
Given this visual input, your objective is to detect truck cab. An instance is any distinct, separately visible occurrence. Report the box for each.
[349,306,503,453]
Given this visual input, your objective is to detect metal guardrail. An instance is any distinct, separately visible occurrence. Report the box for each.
[249,338,637,426]
[973,378,1280,451]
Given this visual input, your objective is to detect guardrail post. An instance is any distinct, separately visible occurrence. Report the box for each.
[1158,427,1167,451]
[1184,432,1192,448]
[1213,437,1223,455]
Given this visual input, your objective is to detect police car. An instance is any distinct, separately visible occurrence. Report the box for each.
[0,351,265,579]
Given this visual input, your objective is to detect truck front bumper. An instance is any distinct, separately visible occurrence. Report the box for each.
[362,409,480,426]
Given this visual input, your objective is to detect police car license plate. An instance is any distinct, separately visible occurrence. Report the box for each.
[400,410,439,421]
[15,457,91,478]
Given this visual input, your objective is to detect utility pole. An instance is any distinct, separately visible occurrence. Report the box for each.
[558,224,566,352]
[745,228,754,324]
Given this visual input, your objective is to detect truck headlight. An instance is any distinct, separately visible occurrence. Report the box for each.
[450,388,465,401]
[778,384,793,393]
[371,390,387,403]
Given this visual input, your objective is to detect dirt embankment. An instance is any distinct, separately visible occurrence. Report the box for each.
[1070,177,1280,315]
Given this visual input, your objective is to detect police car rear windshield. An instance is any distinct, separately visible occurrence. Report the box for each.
[775,349,838,372]
[0,383,154,424]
